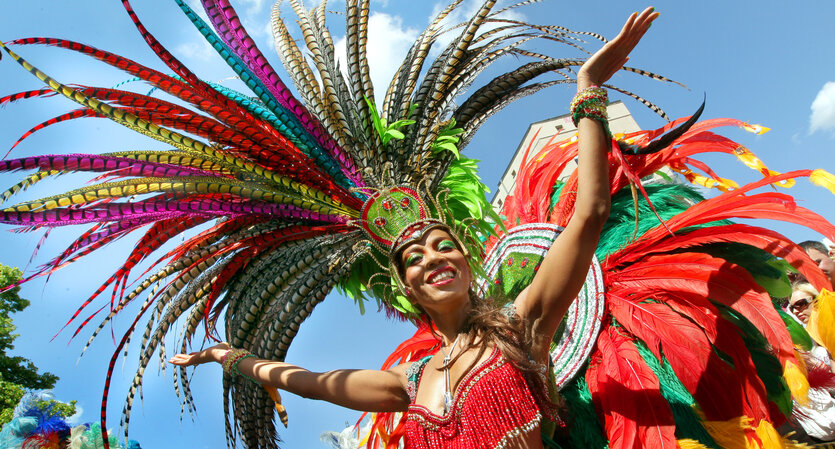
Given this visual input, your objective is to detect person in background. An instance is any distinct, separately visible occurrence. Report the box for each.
[823,238,835,257]
[799,240,835,287]
[784,282,835,443]
[790,282,818,325]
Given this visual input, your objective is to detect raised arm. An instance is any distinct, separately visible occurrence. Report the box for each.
[169,343,411,413]
[514,7,659,361]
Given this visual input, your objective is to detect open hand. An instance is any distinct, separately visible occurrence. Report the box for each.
[577,7,659,90]
[169,342,230,367]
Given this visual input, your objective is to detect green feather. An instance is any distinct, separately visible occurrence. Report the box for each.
[715,304,793,418]
[563,182,707,260]
[560,373,609,449]
[779,309,813,351]
[634,341,720,448]
[700,243,793,299]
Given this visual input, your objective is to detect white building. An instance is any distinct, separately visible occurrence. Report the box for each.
[491,101,640,210]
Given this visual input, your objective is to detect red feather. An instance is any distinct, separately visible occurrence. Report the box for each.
[609,253,794,368]
[587,325,677,449]
[606,289,767,421]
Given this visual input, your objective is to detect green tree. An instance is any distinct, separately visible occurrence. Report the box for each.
[0,264,57,388]
[0,379,77,426]
[0,263,73,427]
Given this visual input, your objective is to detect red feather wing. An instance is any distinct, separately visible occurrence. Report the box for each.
[588,325,677,449]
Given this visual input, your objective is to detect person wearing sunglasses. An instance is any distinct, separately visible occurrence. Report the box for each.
[784,282,835,443]
[789,282,818,325]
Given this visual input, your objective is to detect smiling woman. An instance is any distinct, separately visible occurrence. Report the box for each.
[169,7,654,447]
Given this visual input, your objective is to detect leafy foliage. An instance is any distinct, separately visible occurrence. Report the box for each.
[0,265,27,315]
[366,98,416,146]
[0,380,77,427]
[0,264,58,395]
[430,119,465,159]
[0,379,24,427]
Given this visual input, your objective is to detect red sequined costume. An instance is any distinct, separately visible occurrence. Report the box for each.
[404,348,557,449]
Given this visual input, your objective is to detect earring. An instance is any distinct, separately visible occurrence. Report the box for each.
[405,288,412,296]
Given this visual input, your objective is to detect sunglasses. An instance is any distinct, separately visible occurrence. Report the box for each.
[789,298,810,314]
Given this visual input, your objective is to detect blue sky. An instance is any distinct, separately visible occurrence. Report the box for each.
[2,1,835,448]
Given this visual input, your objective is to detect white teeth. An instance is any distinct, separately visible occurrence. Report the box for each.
[428,270,455,284]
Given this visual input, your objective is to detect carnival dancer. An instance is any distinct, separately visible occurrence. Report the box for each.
[3,0,835,448]
[169,8,658,448]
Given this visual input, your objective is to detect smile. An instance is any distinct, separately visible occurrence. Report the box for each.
[427,267,456,285]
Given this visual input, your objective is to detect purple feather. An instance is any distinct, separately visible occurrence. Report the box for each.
[0,154,218,178]
[199,0,364,186]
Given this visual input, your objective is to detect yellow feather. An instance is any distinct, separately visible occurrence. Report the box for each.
[810,289,835,357]
[783,357,810,407]
[699,414,755,449]
[263,385,288,428]
[754,420,785,448]
[742,123,770,135]
[677,439,712,449]
[754,419,813,449]
[810,169,835,195]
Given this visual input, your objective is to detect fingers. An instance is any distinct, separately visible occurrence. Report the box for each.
[617,10,639,39]
[168,353,195,366]
[168,342,231,366]
[577,8,658,88]
[608,8,658,62]
[615,8,657,47]
[168,349,207,366]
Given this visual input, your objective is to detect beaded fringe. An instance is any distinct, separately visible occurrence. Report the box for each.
[494,413,542,449]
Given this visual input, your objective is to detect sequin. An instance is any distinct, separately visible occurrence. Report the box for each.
[404,348,554,448]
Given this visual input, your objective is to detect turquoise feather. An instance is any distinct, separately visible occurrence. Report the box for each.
[205,81,354,189]
[174,0,343,177]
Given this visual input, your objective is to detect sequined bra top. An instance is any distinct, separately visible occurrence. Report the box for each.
[403,348,544,449]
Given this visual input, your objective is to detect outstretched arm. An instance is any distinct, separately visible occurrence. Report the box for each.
[514,7,659,361]
[169,343,411,413]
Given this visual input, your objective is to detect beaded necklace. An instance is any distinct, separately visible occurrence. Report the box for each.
[439,334,461,414]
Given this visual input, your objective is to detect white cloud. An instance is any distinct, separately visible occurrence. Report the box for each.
[238,0,266,16]
[810,81,835,135]
[260,20,276,52]
[66,403,84,426]
[334,12,419,106]
[175,40,216,62]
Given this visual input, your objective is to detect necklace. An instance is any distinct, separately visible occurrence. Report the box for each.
[439,334,461,414]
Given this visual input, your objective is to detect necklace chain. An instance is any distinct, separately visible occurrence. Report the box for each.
[439,334,460,414]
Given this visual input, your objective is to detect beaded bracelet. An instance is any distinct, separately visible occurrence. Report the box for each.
[570,85,612,137]
[221,348,256,377]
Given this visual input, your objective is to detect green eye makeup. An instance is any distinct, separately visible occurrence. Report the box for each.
[438,239,456,251]
[404,252,423,267]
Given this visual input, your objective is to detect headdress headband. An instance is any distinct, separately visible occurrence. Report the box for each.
[357,185,474,317]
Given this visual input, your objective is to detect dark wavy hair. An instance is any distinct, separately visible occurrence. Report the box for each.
[433,291,558,416]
